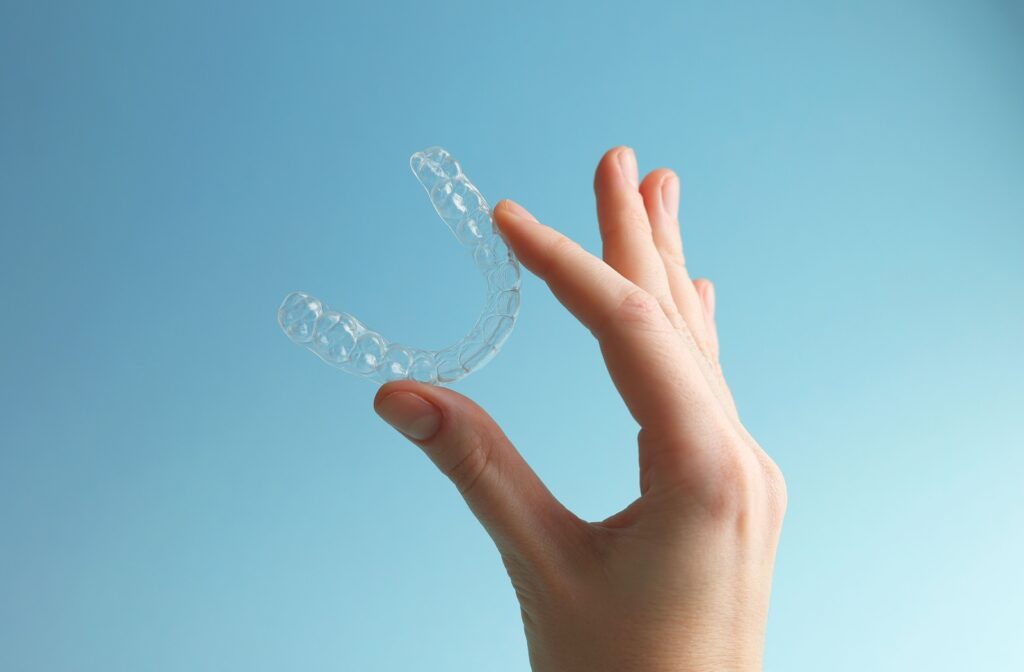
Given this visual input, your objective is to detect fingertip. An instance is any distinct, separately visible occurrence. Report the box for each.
[639,168,679,221]
[493,199,538,225]
[594,146,637,192]
[374,379,433,412]
[492,200,547,267]
[373,383,444,442]
[639,167,674,191]
[492,198,514,215]
[661,172,680,221]
[376,378,485,421]
[693,278,716,319]
[374,380,400,409]
[597,146,629,171]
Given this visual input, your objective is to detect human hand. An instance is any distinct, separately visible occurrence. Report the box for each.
[373,147,787,672]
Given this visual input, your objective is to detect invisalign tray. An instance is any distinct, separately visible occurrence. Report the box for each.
[277,147,521,385]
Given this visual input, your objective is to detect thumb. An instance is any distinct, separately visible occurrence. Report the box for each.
[373,380,578,566]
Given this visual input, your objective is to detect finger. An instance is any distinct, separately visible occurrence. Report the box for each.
[639,169,716,360]
[373,380,581,569]
[692,277,719,362]
[492,200,726,451]
[693,277,740,419]
[593,147,685,332]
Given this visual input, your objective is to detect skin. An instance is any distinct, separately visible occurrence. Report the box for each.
[373,147,787,672]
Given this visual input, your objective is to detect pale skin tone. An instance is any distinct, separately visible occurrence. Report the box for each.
[374,147,787,672]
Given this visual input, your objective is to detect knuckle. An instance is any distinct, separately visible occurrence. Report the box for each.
[592,287,671,340]
[658,245,687,271]
[613,287,664,328]
[760,454,788,525]
[702,440,760,519]
[653,426,788,538]
[444,437,493,497]
[697,440,789,534]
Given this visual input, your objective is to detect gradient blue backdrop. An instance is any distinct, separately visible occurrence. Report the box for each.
[2,1,1022,670]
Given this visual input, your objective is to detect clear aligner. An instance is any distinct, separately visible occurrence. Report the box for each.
[277,147,521,385]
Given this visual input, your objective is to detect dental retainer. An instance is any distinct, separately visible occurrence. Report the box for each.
[277,147,521,385]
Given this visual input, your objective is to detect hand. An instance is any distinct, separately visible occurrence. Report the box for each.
[373,147,787,672]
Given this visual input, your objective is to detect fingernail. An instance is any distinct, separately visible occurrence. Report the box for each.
[660,174,679,220]
[617,147,638,187]
[497,199,537,222]
[375,392,441,441]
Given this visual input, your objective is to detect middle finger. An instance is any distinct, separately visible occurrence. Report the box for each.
[594,147,685,333]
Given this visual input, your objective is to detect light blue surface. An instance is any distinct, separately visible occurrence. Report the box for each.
[1,2,1022,670]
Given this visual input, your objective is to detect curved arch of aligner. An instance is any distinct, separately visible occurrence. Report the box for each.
[276,147,521,385]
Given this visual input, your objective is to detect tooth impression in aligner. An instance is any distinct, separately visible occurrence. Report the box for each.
[277,147,521,385]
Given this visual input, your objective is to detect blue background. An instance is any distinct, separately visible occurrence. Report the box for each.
[2,1,1022,670]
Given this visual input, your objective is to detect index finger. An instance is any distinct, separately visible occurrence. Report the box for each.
[492,199,723,445]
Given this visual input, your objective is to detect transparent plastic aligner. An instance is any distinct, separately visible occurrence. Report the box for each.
[277,147,521,385]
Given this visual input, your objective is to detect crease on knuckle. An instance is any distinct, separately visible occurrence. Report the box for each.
[658,245,687,271]
[658,296,686,332]
[445,434,493,497]
[614,287,666,330]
